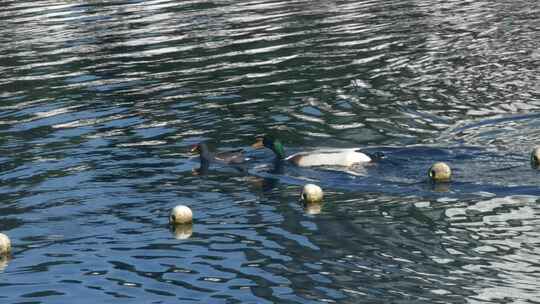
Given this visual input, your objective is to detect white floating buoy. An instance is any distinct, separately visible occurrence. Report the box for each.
[531,147,540,168]
[170,205,193,225]
[300,184,324,204]
[428,162,452,182]
[0,233,11,256]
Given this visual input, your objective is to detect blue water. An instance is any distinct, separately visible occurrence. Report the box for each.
[1,0,540,303]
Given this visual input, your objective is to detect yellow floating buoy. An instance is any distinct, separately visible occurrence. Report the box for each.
[428,162,451,182]
[531,147,540,168]
[0,233,11,256]
[170,205,193,225]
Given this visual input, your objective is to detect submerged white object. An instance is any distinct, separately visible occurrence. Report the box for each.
[287,148,371,167]
[303,202,322,215]
[170,205,193,224]
[0,255,9,272]
[172,224,193,240]
[0,233,11,255]
[300,184,324,204]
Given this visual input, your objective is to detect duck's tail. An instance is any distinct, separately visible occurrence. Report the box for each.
[361,151,385,162]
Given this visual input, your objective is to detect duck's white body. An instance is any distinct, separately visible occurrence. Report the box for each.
[286,148,371,167]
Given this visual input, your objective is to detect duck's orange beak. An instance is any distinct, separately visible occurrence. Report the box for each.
[251,137,264,149]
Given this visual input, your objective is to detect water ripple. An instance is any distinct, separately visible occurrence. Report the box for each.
[1,0,540,303]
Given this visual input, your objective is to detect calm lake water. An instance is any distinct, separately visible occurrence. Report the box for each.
[1,0,540,303]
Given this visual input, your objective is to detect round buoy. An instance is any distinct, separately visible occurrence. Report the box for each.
[0,233,11,256]
[428,162,452,182]
[300,184,323,204]
[531,147,540,168]
[170,205,193,225]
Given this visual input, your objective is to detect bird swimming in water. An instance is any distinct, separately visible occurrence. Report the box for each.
[190,142,247,165]
[252,136,374,167]
[190,142,248,175]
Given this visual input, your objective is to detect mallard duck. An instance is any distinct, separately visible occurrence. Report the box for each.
[190,142,246,165]
[428,162,451,182]
[251,136,372,167]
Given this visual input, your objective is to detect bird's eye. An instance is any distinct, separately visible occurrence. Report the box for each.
[429,169,435,178]
[302,193,308,200]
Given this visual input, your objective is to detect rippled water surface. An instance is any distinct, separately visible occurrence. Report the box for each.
[1,0,540,303]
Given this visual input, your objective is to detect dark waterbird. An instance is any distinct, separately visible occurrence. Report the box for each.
[190,142,247,164]
[190,142,248,175]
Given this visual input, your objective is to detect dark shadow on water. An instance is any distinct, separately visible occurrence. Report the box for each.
[245,145,540,199]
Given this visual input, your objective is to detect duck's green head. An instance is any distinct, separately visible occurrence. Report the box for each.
[252,136,285,159]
